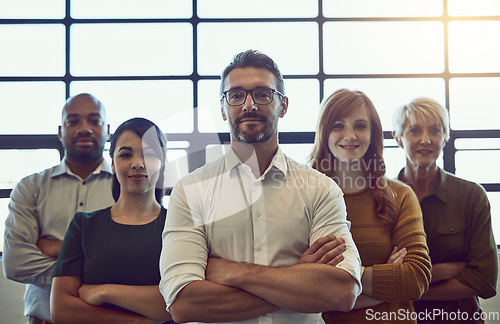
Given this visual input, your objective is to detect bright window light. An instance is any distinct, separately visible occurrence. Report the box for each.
[197,22,319,76]
[448,21,500,73]
[0,0,65,19]
[323,0,443,17]
[448,0,500,16]
[456,138,500,150]
[198,0,317,18]
[0,24,66,76]
[0,82,66,134]
[70,23,193,76]
[70,80,194,133]
[197,80,227,133]
[449,78,500,130]
[71,0,192,18]
[323,22,445,74]
[278,79,320,132]
[456,150,500,183]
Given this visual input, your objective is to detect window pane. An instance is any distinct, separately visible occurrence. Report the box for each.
[165,149,189,188]
[383,141,407,179]
[487,192,500,245]
[198,80,226,133]
[0,0,65,18]
[456,150,500,183]
[70,80,194,133]
[197,22,319,75]
[198,0,317,18]
[279,79,320,132]
[0,24,65,76]
[0,82,66,134]
[323,0,443,17]
[71,0,191,18]
[449,21,500,73]
[324,78,446,131]
[448,0,500,16]
[0,149,61,189]
[280,144,314,165]
[455,138,500,150]
[449,78,500,130]
[323,22,444,74]
[70,23,193,76]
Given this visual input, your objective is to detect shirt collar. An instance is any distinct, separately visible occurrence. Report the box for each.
[431,168,448,203]
[226,145,288,178]
[397,167,448,203]
[52,157,113,178]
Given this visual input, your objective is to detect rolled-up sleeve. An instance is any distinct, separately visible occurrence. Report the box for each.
[309,173,362,290]
[159,180,208,310]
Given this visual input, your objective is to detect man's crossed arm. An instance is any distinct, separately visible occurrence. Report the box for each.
[169,235,360,323]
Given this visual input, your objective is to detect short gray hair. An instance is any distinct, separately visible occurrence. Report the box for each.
[392,97,450,141]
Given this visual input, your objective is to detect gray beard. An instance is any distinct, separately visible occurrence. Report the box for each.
[231,124,276,144]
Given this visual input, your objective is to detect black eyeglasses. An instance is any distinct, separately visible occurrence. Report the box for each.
[221,88,284,106]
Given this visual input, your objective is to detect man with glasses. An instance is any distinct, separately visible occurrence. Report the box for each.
[3,93,114,324]
[160,49,362,323]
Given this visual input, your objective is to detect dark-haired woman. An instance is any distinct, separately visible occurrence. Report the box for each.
[51,118,172,324]
[310,89,431,323]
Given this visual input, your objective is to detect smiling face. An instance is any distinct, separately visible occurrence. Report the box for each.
[221,67,288,144]
[397,115,446,169]
[327,105,372,164]
[111,130,161,198]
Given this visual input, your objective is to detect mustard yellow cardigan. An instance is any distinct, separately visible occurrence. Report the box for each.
[323,179,431,323]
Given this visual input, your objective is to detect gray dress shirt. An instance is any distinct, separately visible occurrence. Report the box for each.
[2,158,114,321]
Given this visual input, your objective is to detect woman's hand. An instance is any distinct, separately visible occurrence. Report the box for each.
[387,246,407,264]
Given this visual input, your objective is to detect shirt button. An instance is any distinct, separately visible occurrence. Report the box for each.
[255,246,262,252]
[82,181,86,185]
[450,226,455,232]
[256,212,261,217]
[79,202,84,206]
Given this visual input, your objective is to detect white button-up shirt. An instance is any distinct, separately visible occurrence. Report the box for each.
[160,147,361,324]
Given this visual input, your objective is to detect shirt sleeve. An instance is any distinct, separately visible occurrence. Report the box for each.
[371,183,432,302]
[3,177,55,285]
[52,213,85,277]
[309,173,362,289]
[159,179,208,310]
[455,184,498,299]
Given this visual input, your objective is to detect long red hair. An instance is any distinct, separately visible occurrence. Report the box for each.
[310,89,396,229]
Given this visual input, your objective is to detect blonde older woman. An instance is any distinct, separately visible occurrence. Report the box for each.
[393,98,498,323]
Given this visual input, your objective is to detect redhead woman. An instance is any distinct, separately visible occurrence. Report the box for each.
[393,98,498,323]
[310,89,431,323]
[50,118,172,324]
